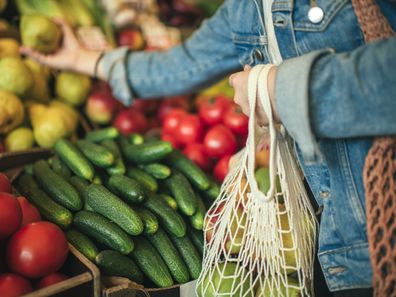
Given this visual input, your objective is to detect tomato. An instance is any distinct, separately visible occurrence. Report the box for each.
[203,124,237,158]
[214,155,232,182]
[157,96,189,122]
[36,272,68,289]
[223,104,249,135]
[0,173,11,193]
[0,273,32,297]
[162,108,187,134]
[161,132,180,149]
[7,222,68,278]
[183,143,213,171]
[113,109,148,135]
[198,96,231,126]
[175,114,204,146]
[0,192,21,239]
[130,98,159,115]
[16,197,41,228]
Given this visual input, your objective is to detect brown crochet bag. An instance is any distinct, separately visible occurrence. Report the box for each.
[350,0,396,296]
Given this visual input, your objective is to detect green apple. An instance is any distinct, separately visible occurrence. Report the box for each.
[0,38,20,58]
[5,127,34,151]
[0,57,33,97]
[56,71,92,106]
[20,15,61,54]
[0,91,24,134]
[255,277,301,297]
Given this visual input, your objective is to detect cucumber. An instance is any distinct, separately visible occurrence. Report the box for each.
[164,171,198,216]
[146,227,190,284]
[129,133,144,145]
[86,127,119,143]
[66,229,98,262]
[169,234,202,280]
[142,163,171,180]
[96,250,144,284]
[54,138,94,181]
[92,174,103,185]
[134,206,159,235]
[130,237,174,288]
[76,139,115,168]
[108,175,145,204]
[117,135,130,149]
[158,194,177,210]
[165,150,210,190]
[123,141,173,164]
[101,139,126,176]
[73,211,134,255]
[24,163,33,175]
[33,160,82,211]
[187,225,204,255]
[50,155,71,179]
[143,193,186,238]
[201,178,221,200]
[189,193,206,230]
[17,174,73,229]
[126,167,158,193]
[69,176,92,211]
[84,184,144,236]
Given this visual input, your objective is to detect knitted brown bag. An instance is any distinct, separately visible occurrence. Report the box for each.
[350,1,396,296]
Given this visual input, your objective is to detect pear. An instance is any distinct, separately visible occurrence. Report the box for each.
[20,15,62,54]
[24,58,51,102]
[49,100,79,135]
[56,71,92,106]
[255,277,301,297]
[0,0,6,13]
[0,38,20,58]
[5,127,34,151]
[0,19,8,30]
[0,57,33,97]
[0,91,24,134]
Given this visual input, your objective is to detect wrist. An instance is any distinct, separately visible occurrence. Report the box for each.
[75,50,104,79]
[268,66,280,122]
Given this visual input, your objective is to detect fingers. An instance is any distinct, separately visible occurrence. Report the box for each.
[20,46,47,63]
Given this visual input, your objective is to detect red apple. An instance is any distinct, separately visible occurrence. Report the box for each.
[113,109,148,135]
[85,90,119,125]
[117,29,145,51]
[204,201,226,244]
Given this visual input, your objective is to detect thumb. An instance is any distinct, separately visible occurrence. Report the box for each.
[244,64,252,71]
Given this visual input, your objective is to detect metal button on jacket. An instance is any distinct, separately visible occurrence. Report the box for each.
[308,6,324,23]
[254,49,264,62]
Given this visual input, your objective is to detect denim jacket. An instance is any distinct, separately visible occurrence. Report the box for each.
[102,0,396,291]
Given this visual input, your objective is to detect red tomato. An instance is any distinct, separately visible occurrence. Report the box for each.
[113,109,148,135]
[0,192,21,239]
[0,273,32,297]
[198,96,231,126]
[130,98,159,115]
[148,116,161,129]
[214,155,232,182]
[223,104,249,135]
[175,114,204,145]
[36,272,68,289]
[162,108,187,134]
[203,125,237,158]
[16,197,41,228]
[0,173,11,193]
[183,143,213,171]
[161,132,180,149]
[7,222,68,278]
[158,96,189,122]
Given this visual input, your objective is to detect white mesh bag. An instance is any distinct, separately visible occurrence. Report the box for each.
[196,64,318,297]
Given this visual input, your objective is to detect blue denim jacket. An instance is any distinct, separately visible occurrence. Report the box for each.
[102,0,396,291]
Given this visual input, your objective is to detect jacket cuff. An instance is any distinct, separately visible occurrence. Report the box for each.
[102,47,135,106]
[275,49,333,163]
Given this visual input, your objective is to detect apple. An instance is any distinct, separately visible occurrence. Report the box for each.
[255,276,301,297]
[85,90,119,124]
[224,205,247,254]
[117,28,145,51]
[204,201,225,244]
[256,144,270,168]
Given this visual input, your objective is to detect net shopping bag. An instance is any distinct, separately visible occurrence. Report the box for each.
[197,65,318,297]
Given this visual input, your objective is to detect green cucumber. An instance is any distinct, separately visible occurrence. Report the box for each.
[142,163,171,180]
[73,211,134,255]
[123,141,173,164]
[134,206,159,235]
[158,194,177,210]
[84,184,144,236]
[126,167,158,193]
[50,155,71,179]
[170,234,202,280]
[165,150,210,190]
[17,174,73,229]
[189,193,206,230]
[54,138,94,181]
[96,250,144,284]
[66,229,99,262]
[69,176,93,211]
[108,175,145,204]
[86,127,119,143]
[33,160,82,211]
[187,225,204,255]
[143,193,186,238]
[146,227,190,284]
[164,171,198,216]
[101,139,126,176]
[130,237,173,288]
[202,178,221,200]
[76,139,115,168]
[129,133,144,145]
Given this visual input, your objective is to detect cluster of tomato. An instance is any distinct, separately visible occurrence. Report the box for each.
[160,95,249,182]
[0,173,69,297]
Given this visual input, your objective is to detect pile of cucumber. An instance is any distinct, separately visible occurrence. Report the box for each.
[16,127,220,288]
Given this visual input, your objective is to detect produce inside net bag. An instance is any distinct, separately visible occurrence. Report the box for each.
[197,65,318,297]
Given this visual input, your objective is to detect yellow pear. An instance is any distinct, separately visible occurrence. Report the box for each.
[24,58,51,102]
[56,72,92,106]
[0,91,24,134]
[0,57,33,97]
[0,38,20,58]
[49,100,79,135]
[5,127,34,151]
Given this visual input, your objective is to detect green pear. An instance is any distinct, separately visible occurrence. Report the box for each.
[0,38,20,58]
[0,90,24,134]
[255,277,301,297]
[20,15,62,54]
[56,71,92,106]
[0,57,33,97]
[24,58,51,102]
[5,127,34,151]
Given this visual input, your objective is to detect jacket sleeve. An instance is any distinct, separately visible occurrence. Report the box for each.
[101,1,241,106]
[275,36,396,162]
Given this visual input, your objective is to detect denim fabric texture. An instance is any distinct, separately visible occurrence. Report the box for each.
[102,0,396,291]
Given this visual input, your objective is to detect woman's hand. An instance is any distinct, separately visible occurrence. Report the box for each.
[20,19,104,78]
[229,65,279,126]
